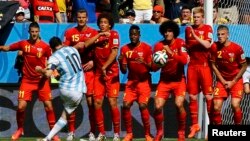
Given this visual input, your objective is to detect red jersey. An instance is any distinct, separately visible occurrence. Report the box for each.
[154,38,189,82]
[32,0,59,23]
[210,41,246,81]
[94,30,120,75]
[120,42,152,81]
[64,26,98,65]
[9,40,52,82]
[185,24,213,65]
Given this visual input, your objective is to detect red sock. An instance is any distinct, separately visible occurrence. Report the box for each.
[189,99,198,125]
[177,111,186,131]
[67,111,76,132]
[213,111,222,125]
[122,108,132,133]
[89,105,96,133]
[206,99,213,124]
[16,109,25,129]
[111,107,120,134]
[154,111,163,134]
[95,108,105,134]
[45,109,56,129]
[234,108,242,125]
[140,108,150,135]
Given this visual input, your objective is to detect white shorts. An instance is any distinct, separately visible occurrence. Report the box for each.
[60,89,83,114]
[243,66,250,84]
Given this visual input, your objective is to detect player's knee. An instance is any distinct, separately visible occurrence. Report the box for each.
[109,99,118,108]
[139,103,147,110]
[17,101,27,110]
[189,94,197,101]
[175,101,184,108]
[17,105,26,111]
[123,102,132,109]
[231,102,241,110]
[94,99,103,108]
[86,97,94,106]
[43,101,53,109]
[213,104,222,112]
[154,103,163,111]
[205,94,213,100]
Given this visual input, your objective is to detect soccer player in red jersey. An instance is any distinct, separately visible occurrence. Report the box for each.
[63,9,98,141]
[0,22,60,141]
[152,21,189,141]
[30,0,62,23]
[210,25,247,125]
[119,25,153,141]
[185,7,214,138]
[84,13,121,141]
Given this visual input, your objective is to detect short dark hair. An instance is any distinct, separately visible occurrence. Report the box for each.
[97,12,114,29]
[159,20,180,38]
[126,9,135,17]
[129,25,140,33]
[29,22,40,31]
[77,9,88,16]
[181,5,191,12]
[49,36,62,50]
[217,25,229,32]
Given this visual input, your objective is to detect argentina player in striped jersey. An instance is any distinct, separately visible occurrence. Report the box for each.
[243,57,250,94]
[36,36,86,141]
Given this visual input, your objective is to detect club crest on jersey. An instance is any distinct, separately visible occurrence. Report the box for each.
[36,48,43,58]
[37,52,42,58]
[229,53,234,62]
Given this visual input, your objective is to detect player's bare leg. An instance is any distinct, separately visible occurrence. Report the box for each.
[11,100,27,140]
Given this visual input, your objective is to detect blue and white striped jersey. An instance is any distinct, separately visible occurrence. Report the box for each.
[48,46,86,93]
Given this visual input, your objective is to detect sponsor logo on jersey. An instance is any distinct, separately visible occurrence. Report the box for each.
[138,52,143,57]
[86,33,91,38]
[37,48,43,52]
[37,6,53,11]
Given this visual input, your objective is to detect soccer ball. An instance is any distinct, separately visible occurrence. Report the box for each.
[153,51,168,67]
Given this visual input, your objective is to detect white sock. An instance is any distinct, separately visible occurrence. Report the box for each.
[46,117,67,140]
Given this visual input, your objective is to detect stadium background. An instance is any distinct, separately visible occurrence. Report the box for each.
[0,23,250,139]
